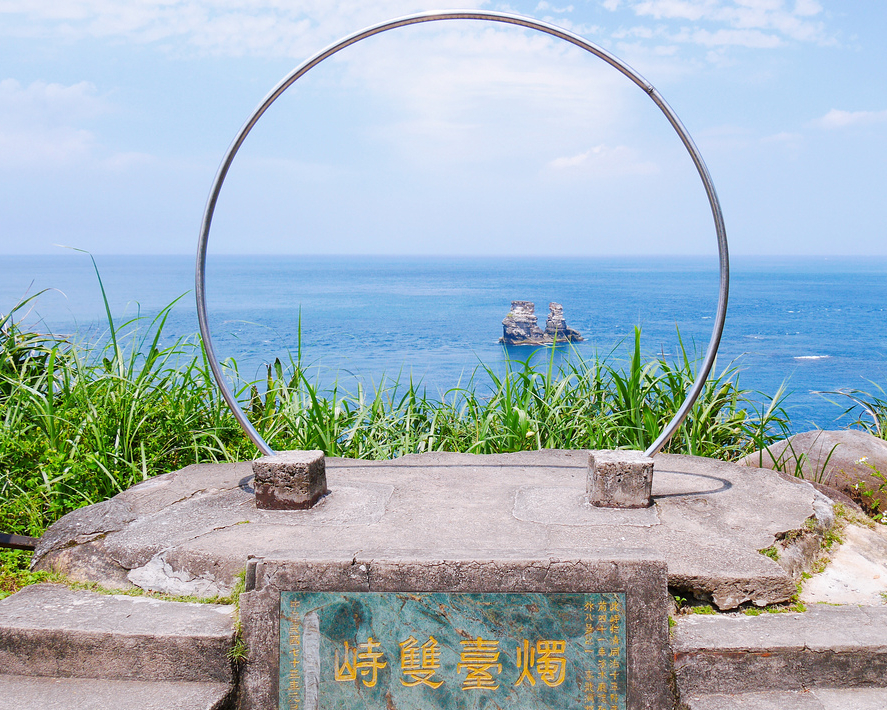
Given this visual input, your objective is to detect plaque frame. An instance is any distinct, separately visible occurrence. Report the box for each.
[237,555,673,710]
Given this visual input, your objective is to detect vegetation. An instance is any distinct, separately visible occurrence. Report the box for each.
[827,385,887,440]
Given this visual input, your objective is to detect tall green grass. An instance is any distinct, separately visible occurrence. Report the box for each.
[2,287,790,544]
[822,385,887,440]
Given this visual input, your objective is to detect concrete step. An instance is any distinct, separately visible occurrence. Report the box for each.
[0,584,236,683]
[682,688,887,710]
[0,674,234,710]
[673,605,887,696]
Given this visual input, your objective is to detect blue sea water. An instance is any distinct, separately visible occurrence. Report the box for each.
[2,254,886,433]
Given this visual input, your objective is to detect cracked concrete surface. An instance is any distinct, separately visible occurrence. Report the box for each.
[34,450,827,608]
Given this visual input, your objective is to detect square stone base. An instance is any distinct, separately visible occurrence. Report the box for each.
[252,450,327,510]
[588,450,654,509]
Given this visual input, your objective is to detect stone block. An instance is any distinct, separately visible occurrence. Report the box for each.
[683,688,887,710]
[33,450,817,610]
[588,450,654,508]
[252,450,327,510]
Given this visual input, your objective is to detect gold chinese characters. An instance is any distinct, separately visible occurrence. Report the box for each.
[400,636,443,688]
[283,592,627,710]
[334,638,387,688]
[583,598,624,710]
[331,635,573,691]
[515,639,567,687]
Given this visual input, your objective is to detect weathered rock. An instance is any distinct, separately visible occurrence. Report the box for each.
[0,676,235,710]
[673,605,887,695]
[682,688,887,710]
[0,584,235,683]
[800,522,887,605]
[544,301,583,342]
[500,300,545,344]
[740,429,887,515]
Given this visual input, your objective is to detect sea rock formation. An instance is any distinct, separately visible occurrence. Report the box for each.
[500,301,545,344]
[544,302,583,343]
[500,301,583,345]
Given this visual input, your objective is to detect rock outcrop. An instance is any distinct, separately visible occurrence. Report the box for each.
[500,301,583,345]
[740,429,887,515]
[544,302,583,343]
[500,301,545,344]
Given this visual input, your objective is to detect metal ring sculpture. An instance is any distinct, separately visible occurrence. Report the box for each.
[196,9,729,458]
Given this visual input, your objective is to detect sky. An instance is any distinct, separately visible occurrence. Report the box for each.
[1,1,885,257]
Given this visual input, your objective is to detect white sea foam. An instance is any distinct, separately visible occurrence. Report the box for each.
[794,355,830,360]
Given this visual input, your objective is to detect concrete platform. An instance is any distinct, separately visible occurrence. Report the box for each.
[32,450,831,609]
[0,584,235,683]
[0,675,234,710]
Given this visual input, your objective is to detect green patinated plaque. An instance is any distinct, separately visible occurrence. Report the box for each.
[279,592,626,710]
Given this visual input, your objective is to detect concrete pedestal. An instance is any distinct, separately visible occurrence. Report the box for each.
[589,450,654,508]
[252,450,327,510]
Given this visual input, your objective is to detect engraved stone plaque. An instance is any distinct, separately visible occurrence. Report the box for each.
[279,592,626,710]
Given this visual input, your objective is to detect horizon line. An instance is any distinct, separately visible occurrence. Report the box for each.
[5,252,887,260]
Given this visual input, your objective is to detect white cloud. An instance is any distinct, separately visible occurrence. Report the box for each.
[0,78,107,125]
[0,78,157,170]
[632,0,712,22]
[684,27,782,47]
[814,108,887,129]
[0,1,487,58]
[550,149,594,168]
[604,0,830,47]
[0,79,107,167]
[535,2,575,13]
[612,24,657,39]
[793,0,821,17]
[546,143,659,174]
[342,24,633,167]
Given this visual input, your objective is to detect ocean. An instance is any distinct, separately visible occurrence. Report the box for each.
[2,254,886,433]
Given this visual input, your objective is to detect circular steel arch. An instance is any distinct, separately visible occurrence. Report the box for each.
[196,9,729,458]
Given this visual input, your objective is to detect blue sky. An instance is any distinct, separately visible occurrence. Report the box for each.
[1,1,884,256]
